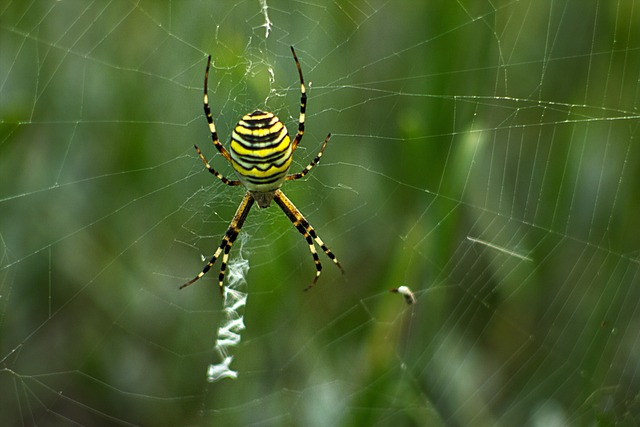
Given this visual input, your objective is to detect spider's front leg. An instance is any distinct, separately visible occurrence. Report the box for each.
[181,192,254,293]
[273,189,344,290]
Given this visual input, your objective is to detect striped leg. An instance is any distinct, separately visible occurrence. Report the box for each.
[290,46,306,151]
[198,55,239,186]
[194,144,241,186]
[286,133,331,181]
[203,54,232,162]
[273,189,344,290]
[181,192,255,293]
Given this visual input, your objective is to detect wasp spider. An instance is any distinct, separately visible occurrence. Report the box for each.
[181,47,344,293]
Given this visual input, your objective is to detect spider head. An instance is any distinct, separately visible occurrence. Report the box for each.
[249,190,277,208]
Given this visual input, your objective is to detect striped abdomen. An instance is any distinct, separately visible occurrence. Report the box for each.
[229,110,293,194]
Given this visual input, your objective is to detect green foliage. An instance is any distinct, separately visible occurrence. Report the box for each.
[1,0,639,425]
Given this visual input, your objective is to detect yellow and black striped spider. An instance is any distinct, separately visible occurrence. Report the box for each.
[181,46,344,294]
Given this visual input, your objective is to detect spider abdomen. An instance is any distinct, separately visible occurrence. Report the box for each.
[229,111,293,192]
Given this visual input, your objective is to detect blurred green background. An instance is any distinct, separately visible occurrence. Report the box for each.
[1,0,640,425]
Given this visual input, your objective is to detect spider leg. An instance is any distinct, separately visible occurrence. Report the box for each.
[194,144,241,186]
[290,46,306,151]
[180,192,255,294]
[286,133,331,181]
[204,54,232,162]
[273,189,344,290]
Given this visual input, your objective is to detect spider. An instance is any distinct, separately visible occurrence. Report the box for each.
[181,46,344,294]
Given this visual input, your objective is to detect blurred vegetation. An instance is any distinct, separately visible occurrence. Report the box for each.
[1,0,640,425]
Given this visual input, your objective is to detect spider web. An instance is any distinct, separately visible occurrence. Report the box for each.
[1,0,640,425]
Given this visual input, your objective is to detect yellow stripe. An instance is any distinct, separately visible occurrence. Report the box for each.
[231,133,290,157]
[242,111,274,121]
[234,120,284,137]
[232,156,292,178]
